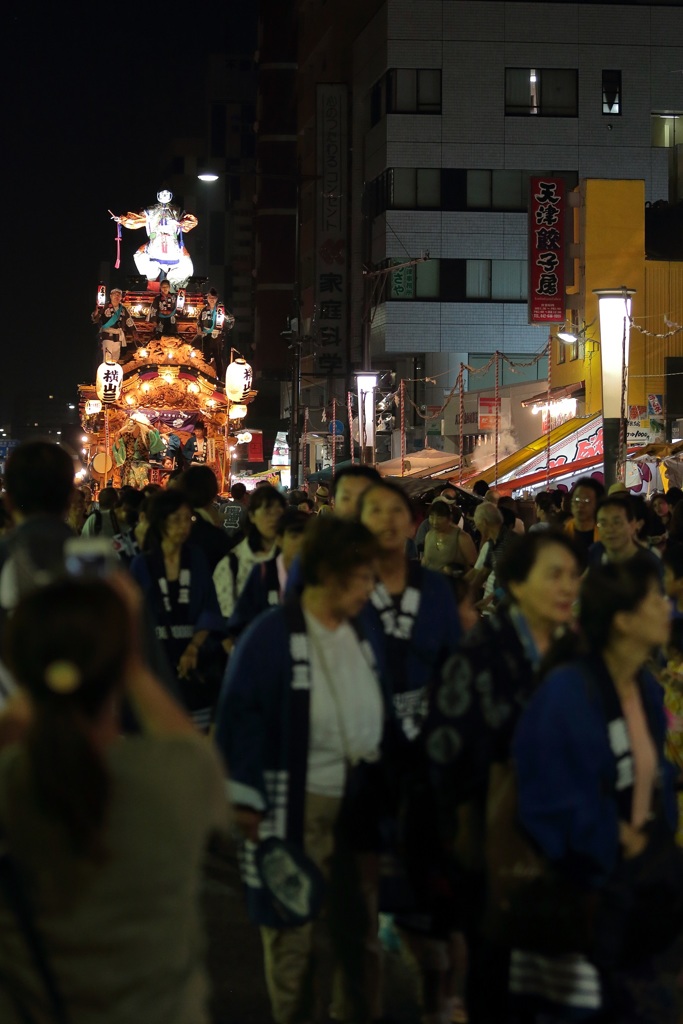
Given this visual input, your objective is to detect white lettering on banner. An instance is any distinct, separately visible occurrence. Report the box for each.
[496,416,604,483]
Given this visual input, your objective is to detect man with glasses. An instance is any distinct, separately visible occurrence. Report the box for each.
[564,477,604,564]
[590,496,662,577]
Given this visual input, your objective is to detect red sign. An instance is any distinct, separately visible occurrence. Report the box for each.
[528,177,566,324]
[247,434,264,462]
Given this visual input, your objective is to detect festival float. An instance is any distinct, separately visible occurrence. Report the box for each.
[79,190,256,493]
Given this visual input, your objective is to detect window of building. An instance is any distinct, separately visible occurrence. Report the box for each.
[387,69,442,114]
[506,69,578,117]
[468,353,549,388]
[370,78,384,126]
[557,339,566,365]
[467,169,527,210]
[386,258,527,302]
[602,70,621,115]
[651,113,682,147]
[465,169,577,210]
[466,260,527,301]
[392,168,441,208]
[390,258,441,299]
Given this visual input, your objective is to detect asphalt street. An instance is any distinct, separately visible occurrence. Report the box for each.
[202,848,424,1024]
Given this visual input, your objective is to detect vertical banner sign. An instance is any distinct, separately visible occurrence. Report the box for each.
[528,177,566,324]
[315,85,348,376]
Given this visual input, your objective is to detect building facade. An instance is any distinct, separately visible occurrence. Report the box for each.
[350,0,682,418]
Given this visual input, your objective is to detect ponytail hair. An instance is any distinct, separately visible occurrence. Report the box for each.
[3,579,130,859]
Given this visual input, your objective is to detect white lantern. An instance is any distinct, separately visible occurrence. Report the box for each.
[228,403,248,420]
[95,362,123,404]
[225,358,253,402]
[84,399,102,415]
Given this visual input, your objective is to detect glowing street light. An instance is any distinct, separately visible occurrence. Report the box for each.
[594,288,635,490]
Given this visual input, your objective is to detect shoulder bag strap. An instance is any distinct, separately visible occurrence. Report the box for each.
[0,827,69,1024]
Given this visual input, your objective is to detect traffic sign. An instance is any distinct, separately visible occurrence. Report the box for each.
[329,420,344,436]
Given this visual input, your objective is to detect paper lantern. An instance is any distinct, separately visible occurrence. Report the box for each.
[84,400,102,415]
[228,403,248,420]
[95,362,123,404]
[225,358,253,402]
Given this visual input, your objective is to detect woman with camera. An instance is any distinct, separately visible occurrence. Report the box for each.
[0,575,228,1023]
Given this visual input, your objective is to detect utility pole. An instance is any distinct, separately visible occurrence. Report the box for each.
[289,328,302,489]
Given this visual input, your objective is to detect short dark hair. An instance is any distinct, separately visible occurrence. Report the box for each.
[177,465,219,507]
[5,441,74,517]
[472,479,489,498]
[276,509,309,537]
[332,464,381,497]
[118,486,143,511]
[596,496,635,522]
[244,485,287,550]
[143,490,191,550]
[429,499,453,520]
[98,487,120,512]
[666,487,683,508]
[535,492,559,516]
[571,477,605,500]
[248,484,286,515]
[496,530,580,595]
[580,556,663,651]
[230,482,247,501]
[358,480,415,520]
[300,517,378,587]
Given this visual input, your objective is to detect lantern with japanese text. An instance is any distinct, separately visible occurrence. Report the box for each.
[225,358,253,402]
[84,399,103,416]
[96,362,123,404]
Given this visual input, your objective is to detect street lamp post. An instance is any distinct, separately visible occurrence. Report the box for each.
[594,288,635,491]
[197,170,219,280]
[356,372,379,466]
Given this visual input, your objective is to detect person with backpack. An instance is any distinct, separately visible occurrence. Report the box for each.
[81,485,139,566]
[213,485,286,619]
[81,485,121,539]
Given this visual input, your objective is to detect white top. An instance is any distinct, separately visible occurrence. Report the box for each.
[213,538,277,617]
[474,541,490,570]
[303,612,383,798]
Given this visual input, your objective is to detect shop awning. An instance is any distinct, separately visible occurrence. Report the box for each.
[520,380,585,408]
[376,447,462,479]
[462,415,597,486]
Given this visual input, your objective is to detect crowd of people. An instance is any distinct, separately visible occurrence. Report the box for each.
[0,442,681,1024]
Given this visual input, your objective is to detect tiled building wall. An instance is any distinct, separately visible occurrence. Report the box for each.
[353,0,683,369]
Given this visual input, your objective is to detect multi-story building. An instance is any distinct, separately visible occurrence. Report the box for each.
[351,0,682,445]
[289,0,682,467]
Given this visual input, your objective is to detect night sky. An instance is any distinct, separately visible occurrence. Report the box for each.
[3,2,258,434]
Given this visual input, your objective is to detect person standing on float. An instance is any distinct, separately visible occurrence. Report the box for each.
[115,189,197,287]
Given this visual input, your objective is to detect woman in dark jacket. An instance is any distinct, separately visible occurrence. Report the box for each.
[425,530,582,1022]
[130,490,225,731]
[513,558,679,1023]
